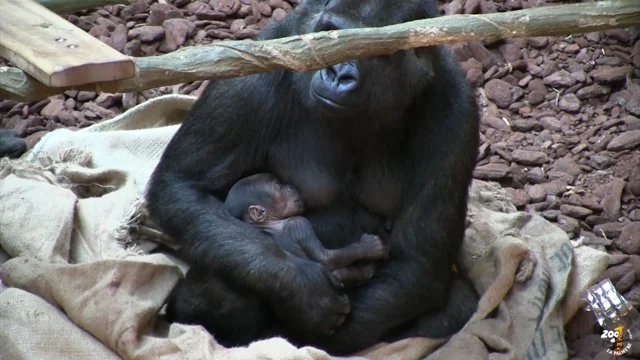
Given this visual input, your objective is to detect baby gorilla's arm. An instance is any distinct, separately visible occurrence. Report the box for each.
[322,234,389,270]
[284,217,389,273]
[281,216,331,262]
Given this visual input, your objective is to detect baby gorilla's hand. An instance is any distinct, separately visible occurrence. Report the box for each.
[358,234,389,260]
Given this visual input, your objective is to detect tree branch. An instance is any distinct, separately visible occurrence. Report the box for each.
[2,0,639,102]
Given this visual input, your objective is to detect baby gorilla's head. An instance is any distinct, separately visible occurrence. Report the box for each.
[224,173,305,224]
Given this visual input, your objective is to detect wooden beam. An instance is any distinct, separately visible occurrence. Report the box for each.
[37,0,129,14]
[1,0,639,102]
[0,0,135,88]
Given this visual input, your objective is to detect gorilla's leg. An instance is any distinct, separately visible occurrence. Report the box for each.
[165,269,275,346]
[383,273,479,341]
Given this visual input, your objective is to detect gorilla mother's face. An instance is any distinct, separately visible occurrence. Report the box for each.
[293,0,439,119]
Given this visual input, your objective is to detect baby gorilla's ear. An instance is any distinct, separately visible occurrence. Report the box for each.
[248,205,268,223]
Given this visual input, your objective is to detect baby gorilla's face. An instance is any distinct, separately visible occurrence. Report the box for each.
[271,180,305,218]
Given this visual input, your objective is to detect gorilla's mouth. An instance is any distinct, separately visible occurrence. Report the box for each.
[311,88,352,111]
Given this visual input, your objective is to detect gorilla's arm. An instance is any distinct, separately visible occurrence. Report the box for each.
[147,79,290,286]
[314,73,480,354]
[314,183,464,352]
[146,76,350,335]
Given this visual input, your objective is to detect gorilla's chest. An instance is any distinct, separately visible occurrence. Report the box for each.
[352,165,404,217]
[267,141,403,217]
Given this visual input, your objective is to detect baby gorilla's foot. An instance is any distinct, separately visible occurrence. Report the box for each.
[358,234,389,260]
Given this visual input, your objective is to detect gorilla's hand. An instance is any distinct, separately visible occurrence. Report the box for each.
[272,257,351,337]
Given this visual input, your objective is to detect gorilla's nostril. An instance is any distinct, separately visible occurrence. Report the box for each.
[339,75,357,83]
[321,68,339,84]
[317,19,339,32]
[315,14,350,32]
[337,77,357,92]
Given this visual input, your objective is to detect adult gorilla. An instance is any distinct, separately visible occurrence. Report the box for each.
[146,0,480,354]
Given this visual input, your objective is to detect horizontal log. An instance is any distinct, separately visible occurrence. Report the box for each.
[1,0,639,102]
[37,0,128,14]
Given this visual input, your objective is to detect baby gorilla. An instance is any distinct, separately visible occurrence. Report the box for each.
[225,173,389,288]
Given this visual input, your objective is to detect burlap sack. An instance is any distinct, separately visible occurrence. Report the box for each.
[0,94,610,360]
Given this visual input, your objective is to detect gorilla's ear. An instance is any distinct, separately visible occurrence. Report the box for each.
[422,0,440,18]
[410,0,440,75]
[410,0,440,20]
[248,205,268,223]
[412,47,436,78]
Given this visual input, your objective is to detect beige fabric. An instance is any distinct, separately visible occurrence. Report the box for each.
[0,94,610,360]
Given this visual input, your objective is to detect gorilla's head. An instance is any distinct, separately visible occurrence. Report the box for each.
[290,0,442,121]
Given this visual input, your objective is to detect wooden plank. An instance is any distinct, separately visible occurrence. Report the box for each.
[0,0,135,88]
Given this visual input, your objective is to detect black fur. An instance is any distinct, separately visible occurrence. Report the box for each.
[0,129,27,159]
[147,0,480,354]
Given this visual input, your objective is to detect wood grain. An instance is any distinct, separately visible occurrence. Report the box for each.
[0,0,135,88]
